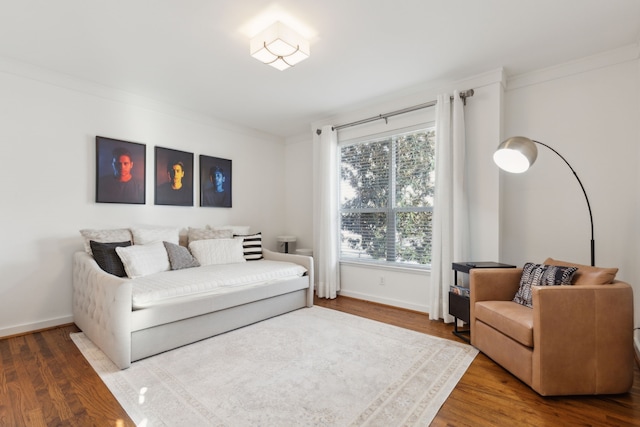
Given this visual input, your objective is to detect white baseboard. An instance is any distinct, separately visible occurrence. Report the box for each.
[0,315,74,338]
[338,290,429,314]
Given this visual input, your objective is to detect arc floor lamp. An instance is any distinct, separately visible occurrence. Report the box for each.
[493,136,595,266]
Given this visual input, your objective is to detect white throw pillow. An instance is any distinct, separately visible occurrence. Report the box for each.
[187,227,233,244]
[80,228,133,255]
[208,225,251,235]
[189,238,246,266]
[131,226,180,245]
[115,241,170,278]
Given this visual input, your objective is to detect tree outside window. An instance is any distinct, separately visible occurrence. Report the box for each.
[339,127,435,267]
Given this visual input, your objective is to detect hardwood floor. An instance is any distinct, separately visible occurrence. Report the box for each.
[0,324,133,426]
[0,296,638,426]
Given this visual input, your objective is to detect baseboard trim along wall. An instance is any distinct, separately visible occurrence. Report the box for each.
[337,290,429,314]
[0,315,74,339]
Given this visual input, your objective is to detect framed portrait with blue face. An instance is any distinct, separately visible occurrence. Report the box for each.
[95,136,146,204]
[199,155,232,208]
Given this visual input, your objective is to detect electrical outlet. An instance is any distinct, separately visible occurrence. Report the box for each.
[379,276,385,286]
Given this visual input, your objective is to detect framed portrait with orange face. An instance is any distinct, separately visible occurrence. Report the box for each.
[95,136,146,204]
[154,147,194,206]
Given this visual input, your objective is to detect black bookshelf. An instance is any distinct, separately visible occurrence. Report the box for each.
[449,261,516,343]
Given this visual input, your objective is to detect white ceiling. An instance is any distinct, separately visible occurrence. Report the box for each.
[0,0,639,138]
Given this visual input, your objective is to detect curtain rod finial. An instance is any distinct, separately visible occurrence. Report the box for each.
[316,129,322,135]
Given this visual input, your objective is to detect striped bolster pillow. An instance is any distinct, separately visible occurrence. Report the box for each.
[234,232,263,261]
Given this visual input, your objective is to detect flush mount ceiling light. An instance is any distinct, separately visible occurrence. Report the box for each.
[250,21,310,71]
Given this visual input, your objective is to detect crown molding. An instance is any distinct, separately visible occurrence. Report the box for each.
[506,43,639,91]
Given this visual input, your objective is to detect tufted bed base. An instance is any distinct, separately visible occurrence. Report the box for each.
[73,249,314,369]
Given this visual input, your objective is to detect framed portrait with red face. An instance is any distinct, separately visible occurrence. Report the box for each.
[95,136,146,204]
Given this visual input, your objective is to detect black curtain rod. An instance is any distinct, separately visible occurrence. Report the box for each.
[316,89,474,135]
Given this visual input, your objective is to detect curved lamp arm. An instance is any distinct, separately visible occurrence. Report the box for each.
[494,137,595,266]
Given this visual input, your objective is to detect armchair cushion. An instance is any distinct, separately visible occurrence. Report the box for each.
[475,301,534,347]
[544,258,617,285]
[513,263,577,308]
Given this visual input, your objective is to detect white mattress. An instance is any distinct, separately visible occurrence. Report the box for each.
[131,260,307,309]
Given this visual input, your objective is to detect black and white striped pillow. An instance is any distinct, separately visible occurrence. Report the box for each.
[234,232,263,261]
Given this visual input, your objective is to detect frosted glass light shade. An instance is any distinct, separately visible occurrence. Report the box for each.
[250,22,310,70]
[493,136,538,173]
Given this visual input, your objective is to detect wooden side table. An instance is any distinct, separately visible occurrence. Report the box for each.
[449,261,516,343]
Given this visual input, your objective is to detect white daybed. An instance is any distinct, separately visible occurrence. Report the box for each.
[72,246,314,369]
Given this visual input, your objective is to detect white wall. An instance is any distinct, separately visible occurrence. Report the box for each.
[501,46,640,328]
[283,133,314,252]
[0,62,288,336]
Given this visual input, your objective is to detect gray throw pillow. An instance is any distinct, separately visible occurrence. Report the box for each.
[163,241,200,270]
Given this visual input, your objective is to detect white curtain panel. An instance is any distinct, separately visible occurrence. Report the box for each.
[429,91,470,322]
[312,125,340,298]
[451,91,470,269]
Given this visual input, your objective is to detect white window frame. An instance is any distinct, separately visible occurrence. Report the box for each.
[338,123,435,270]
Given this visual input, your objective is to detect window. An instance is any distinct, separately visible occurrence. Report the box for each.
[339,127,435,267]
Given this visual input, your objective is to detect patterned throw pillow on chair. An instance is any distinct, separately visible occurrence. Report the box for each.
[513,262,578,308]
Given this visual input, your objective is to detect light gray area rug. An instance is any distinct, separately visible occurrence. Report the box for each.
[72,306,477,426]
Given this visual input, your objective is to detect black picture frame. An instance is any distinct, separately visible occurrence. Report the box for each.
[95,136,146,204]
[200,155,232,208]
[154,147,194,206]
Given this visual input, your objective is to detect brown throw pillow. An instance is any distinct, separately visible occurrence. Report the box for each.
[543,258,617,285]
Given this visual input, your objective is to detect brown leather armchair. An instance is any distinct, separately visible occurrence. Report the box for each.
[469,258,634,396]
